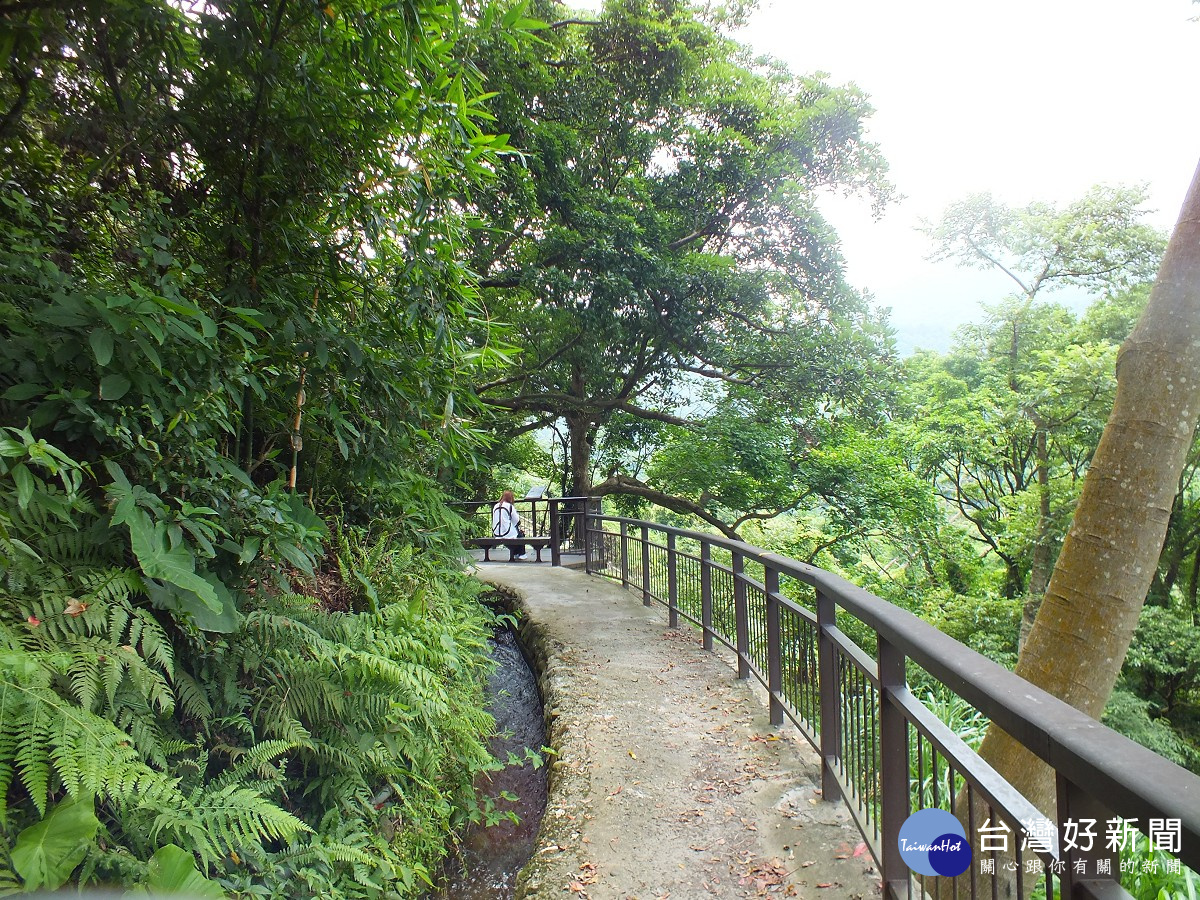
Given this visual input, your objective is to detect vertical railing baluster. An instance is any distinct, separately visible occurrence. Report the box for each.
[667,532,679,628]
[584,508,593,574]
[620,521,629,588]
[733,551,750,679]
[1056,775,1119,898]
[641,524,652,606]
[700,542,714,651]
[817,589,841,802]
[765,565,782,726]
[878,635,910,900]
[586,498,602,565]
[550,498,562,568]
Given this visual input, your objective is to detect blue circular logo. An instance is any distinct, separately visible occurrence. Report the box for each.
[898,808,972,877]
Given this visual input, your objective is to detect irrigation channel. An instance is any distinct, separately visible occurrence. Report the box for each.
[438,625,548,898]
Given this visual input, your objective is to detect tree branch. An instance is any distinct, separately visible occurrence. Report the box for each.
[478,271,524,289]
[0,67,32,142]
[549,18,602,29]
[676,364,755,386]
[614,401,691,426]
[965,236,1033,297]
[591,473,740,539]
[725,307,790,336]
[668,221,726,251]
[477,331,586,393]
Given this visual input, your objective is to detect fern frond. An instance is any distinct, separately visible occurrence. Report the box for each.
[120,649,174,715]
[172,669,213,723]
[273,841,376,868]
[65,643,103,711]
[211,740,298,789]
[15,690,53,815]
[157,784,311,865]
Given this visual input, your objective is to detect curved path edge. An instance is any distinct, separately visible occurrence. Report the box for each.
[475,564,882,900]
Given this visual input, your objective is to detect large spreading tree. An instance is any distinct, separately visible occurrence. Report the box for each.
[467,0,895,530]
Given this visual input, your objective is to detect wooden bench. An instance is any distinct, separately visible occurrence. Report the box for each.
[465,536,552,562]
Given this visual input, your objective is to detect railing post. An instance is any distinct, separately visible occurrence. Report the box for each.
[816,590,841,802]
[765,565,783,726]
[641,524,652,605]
[583,496,600,566]
[549,499,562,568]
[877,635,911,900]
[667,532,679,628]
[584,509,594,574]
[619,521,629,588]
[733,551,749,679]
[700,542,713,651]
[1057,775,1121,898]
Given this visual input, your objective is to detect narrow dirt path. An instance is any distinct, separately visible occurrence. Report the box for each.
[477,564,882,900]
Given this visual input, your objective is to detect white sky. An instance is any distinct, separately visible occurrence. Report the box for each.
[737,0,1200,353]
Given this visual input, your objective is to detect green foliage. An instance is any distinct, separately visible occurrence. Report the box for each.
[1102,690,1196,770]
[911,592,1021,669]
[1124,606,1200,715]
[0,451,498,894]
[0,0,530,892]
[897,298,1122,598]
[924,186,1165,298]
[1104,605,1200,771]
[1117,828,1200,900]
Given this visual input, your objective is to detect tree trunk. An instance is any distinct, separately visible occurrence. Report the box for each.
[1020,428,1052,652]
[1002,555,1024,600]
[566,414,593,498]
[947,159,1200,899]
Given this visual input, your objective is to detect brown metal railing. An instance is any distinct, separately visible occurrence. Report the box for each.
[582,512,1200,900]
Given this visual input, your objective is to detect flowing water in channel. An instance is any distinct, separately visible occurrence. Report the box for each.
[439,626,548,898]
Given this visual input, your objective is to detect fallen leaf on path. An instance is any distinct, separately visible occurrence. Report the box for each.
[852,842,868,858]
[577,862,598,885]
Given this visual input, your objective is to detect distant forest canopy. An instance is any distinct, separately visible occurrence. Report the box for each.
[0,0,1197,895]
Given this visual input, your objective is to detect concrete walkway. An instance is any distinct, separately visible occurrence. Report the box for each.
[476,563,882,900]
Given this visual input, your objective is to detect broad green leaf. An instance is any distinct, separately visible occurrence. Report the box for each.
[10,462,34,509]
[284,492,327,535]
[274,540,314,575]
[145,577,239,633]
[127,510,219,609]
[144,844,225,898]
[89,328,114,366]
[2,382,44,402]
[99,373,132,401]
[11,795,100,892]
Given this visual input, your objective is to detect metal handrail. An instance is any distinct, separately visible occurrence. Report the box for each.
[579,512,1200,900]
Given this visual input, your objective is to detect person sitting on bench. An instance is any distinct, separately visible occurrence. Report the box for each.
[491,490,526,560]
